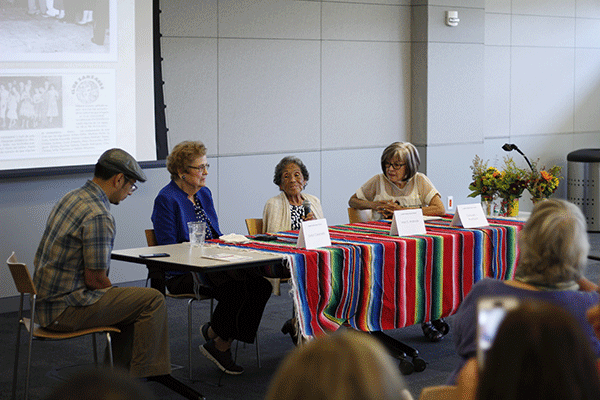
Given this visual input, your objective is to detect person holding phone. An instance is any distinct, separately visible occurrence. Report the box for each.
[448,199,600,384]
[456,300,600,400]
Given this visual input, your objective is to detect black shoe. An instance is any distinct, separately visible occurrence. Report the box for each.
[281,318,298,346]
[201,322,210,342]
[431,318,449,336]
[421,322,443,342]
[199,340,244,375]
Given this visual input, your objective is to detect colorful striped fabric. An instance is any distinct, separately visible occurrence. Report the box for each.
[220,216,523,338]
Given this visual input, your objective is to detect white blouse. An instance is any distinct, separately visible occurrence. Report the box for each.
[355,173,439,220]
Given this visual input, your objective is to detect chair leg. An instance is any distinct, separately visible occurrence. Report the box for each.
[255,333,261,368]
[92,333,98,365]
[106,332,114,367]
[187,298,196,381]
[11,295,25,400]
[25,296,38,400]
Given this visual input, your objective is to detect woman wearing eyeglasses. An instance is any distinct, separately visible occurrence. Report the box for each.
[348,141,445,219]
[151,140,272,376]
[348,141,447,341]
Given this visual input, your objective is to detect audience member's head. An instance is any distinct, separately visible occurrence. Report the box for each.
[476,300,600,400]
[515,199,589,287]
[43,367,155,400]
[265,329,412,400]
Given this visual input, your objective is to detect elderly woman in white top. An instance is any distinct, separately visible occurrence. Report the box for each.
[349,142,447,341]
[349,142,445,219]
[263,156,324,233]
[263,156,324,344]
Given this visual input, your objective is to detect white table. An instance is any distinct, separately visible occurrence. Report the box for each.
[111,242,287,293]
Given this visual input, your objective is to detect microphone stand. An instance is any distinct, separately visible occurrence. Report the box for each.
[502,143,535,172]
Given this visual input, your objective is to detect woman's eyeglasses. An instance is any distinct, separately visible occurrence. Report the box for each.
[188,164,210,172]
[384,162,406,170]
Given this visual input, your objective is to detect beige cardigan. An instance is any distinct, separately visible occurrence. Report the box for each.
[262,192,324,234]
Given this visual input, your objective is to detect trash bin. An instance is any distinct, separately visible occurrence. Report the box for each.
[567,149,600,232]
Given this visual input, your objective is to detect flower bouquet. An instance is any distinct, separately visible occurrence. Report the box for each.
[496,157,529,216]
[468,156,501,201]
[468,156,501,215]
[527,162,561,204]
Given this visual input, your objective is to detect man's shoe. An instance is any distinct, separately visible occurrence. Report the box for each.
[199,340,244,375]
[201,322,210,342]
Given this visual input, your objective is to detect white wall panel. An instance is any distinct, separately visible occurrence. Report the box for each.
[574,132,600,149]
[218,39,321,155]
[321,41,410,149]
[427,43,484,145]
[575,49,600,133]
[577,0,600,18]
[485,12,510,46]
[322,2,409,42]
[425,143,484,209]
[342,0,408,5]
[160,0,217,37]
[576,18,600,48]
[484,46,510,138]
[510,47,574,136]
[162,38,218,154]
[485,0,510,14]
[428,6,485,44]
[511,15,574,48]
[512,0,575,17]
[218,0,320,39]
[321,147,385,226]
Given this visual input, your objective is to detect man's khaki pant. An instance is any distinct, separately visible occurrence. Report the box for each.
[51,286,171,378]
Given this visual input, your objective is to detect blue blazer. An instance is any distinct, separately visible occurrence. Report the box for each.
[151,180,222,245]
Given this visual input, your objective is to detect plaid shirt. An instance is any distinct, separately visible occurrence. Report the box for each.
[33,180,115,327]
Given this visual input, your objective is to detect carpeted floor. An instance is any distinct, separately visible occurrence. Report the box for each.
[3,232,599,400]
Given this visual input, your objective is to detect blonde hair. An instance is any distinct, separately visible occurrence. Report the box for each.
[265,330,411,400]
[166,141,207,180]
[515,199,589,285]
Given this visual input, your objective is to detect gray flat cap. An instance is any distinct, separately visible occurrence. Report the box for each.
[97,148,147,182]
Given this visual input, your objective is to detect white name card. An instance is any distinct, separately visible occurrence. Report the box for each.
[297,218,332,249]
[390,209,427,237]
[451,203,489,228]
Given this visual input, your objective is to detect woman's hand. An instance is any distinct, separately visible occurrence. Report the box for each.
[303,211,316,221]
[373,200,400,218]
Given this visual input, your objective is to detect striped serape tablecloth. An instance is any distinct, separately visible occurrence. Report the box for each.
[219,216,524,338]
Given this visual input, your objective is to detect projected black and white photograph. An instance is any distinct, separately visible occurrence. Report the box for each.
[0,76,62,130]
[0,70,117,165]
[0,0,116,62]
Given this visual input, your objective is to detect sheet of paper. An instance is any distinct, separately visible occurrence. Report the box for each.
[451,203,489,228]
[297,218,331,249]
[390,209,427,236]
[201,253,253,262]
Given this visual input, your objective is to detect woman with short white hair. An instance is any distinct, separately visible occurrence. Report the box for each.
[448,199,600,384]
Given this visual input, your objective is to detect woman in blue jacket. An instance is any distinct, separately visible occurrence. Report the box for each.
[152,141,272,376]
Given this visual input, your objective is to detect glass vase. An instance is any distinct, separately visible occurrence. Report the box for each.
[481,196,495,217]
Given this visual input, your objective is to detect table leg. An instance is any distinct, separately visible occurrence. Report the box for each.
[146,265,166,295]
[147,374,206,400]
[370,331,427,375]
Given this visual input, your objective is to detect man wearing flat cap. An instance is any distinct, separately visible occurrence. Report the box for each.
[33,149,172,380]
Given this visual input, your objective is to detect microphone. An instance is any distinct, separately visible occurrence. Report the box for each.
[502,143,535,172]
[302,199,312,217]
